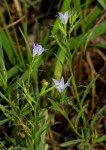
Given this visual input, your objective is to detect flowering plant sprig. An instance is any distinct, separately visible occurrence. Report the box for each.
[28,42,46,84]
[32,42,46,57]
[57,11,69,24]
[52,77,70,93]
[55,11,70,37]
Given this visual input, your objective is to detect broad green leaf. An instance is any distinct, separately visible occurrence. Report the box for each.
[0,41,3,58]
[0,30,15,65]
[0,55,7,89]
[8,146,14,150]
[53,49,65,80]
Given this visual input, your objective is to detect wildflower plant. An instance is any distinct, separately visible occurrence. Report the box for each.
[0,1,106,150]
[50,9,106,150]
[28,42,46,84]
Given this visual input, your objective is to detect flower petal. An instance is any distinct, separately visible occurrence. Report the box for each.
[52,78,59,85]
[58,12,65,24]
[33,42,36,48]
[60,77,64,85]
[56,87,64,93]
[33,46,38,57]
[33,50,37,57]
[64,82,70,88]
[32,43,46,56]
[39,48,45,55]
[53,77,70,93]
[64,11,69,24]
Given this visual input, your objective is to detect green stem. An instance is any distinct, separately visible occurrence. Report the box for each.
[28,56,39,85]
[68,55,87,137]
[64,36,87,137]
[63,107,81,138]
[34,99,38,150]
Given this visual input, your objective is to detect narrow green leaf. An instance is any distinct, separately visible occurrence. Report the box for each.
[49,98,64,115]
[95,135,106,143]
[13,69,29,89]
[91,21,106,39]
[75,104,88,128]
[81,74,99,104]
[91,105,106,129]
[0,104,10,117]
[19,27,32,64]
[7,65,20,79]
[60,139,84,147]
[0,91,9,102]
[97,0,106,11]
[69,21,106,50]
[0,117,11,125]
[85,5,101,30]
[35,114,53,138]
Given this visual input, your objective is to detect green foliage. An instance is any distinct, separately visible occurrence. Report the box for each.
[97,0,106,10]
[0,0,106,149]
[91,105,106,130]
[0,56,7,90]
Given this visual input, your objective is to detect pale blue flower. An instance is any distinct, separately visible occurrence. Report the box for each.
[52,77,70,93]
[33,42,46,57]
[57,11,69,24]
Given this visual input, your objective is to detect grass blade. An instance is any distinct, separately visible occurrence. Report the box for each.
[81,74,99,104]
[60,139,84,147]
[91,105,106,129]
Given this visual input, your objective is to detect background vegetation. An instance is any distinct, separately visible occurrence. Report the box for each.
[0,0,106,149]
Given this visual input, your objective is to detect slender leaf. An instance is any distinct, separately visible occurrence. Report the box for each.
[75,104,88,128]
[60,139,84,147]
[95,135,106,143]
[85,5,101,30]
[81,74,99,104]
[97,0,106,11]
[69,21,106,50]
[91,105,106,129]
[0,117,11,125]
[7,65,20,79]
[19,27,32,64]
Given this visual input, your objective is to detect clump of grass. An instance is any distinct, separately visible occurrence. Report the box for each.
[0,0,106,150]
